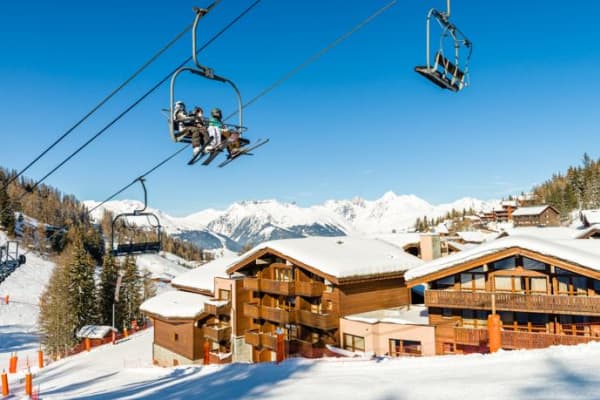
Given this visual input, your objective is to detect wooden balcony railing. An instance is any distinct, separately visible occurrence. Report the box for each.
[261,305,295,324]
[500,330,600,349]
[425,290,600,316]
[454,327,488,346]
[243,302,261,319]
[295,281,325,297]
[244,329,261,347]
[204,324,232,342]
[260,279,295,296]
[243,277,260,291]
[204,300,231,316]
[244,329,279,350]
[296,309,338,330]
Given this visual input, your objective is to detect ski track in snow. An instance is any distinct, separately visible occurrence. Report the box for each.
[5,328,600,399]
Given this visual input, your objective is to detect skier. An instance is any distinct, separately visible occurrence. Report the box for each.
[207,108,224,150]
[208,108,250,158]
[189,107,211,156]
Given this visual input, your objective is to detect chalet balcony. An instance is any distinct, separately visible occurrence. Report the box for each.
[244,329,261,347]
[243,302,261,319]
[204,299,231,316]
[296,309,338,331]
[500,330,600,350]
[295,281,325,297]
[261,305,295,324]
[244,329,279,350]
[204,324,232,342]
[260,279,295,296]
[425,290,600,316]
[454,327,488,346]
[243,277,260,291]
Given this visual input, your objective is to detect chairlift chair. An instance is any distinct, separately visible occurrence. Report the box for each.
[414,1,472,92]
[168,5,246,145]
[109,178,162,257]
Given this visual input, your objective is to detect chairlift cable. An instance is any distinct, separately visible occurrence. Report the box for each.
[0,0,262,219]
[18,0,394,255]
[0,23,195,194]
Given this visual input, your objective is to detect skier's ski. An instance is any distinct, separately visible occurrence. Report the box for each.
[217,138,269,168]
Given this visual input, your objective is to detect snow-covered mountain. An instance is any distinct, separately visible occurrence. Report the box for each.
[84,192,496,252]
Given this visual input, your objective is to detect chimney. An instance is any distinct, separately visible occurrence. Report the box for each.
[420,233,441,261]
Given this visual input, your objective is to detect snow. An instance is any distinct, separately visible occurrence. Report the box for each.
[581,209,600,226]
[140,290,209,319]
[170,256,235,294]
[133,253,193,281]
[76,325,116,339]
[0,250,55,370]
[512,205,553,217]
[371,232,421,249]
[230,236,424,280]
[345,305,429,325]
[406,234,600,281]
[13,327,600,399]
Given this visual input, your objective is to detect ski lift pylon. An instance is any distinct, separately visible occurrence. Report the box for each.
[414,0,472,92]
[109,177,162,257]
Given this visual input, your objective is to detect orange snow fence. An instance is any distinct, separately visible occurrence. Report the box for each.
[276,333,285,364]
[8,354,17,374]
[1,370,8,397]
[203,341,210,365]
[24,370,32,397]
[37,350,44,369]
[488,314,502,353]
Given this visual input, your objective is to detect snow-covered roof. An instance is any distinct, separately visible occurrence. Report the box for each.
[405,235,600,282]
[76,325,116,339]
[344,305,429,325]
[512,206,555,217]
[371,233,421,249]
[502,226,578,241]
[581,209,600,226]
[171,256,234,294]
[229,236,424,281]
[434,223,449,235]
[140,291,210,320]
[501,200,518,207]
[575,225,600,239]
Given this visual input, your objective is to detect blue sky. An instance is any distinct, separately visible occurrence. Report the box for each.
[1,0,599,216]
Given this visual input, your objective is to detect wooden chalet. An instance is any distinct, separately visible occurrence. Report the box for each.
[580,209,600,228]
[226,237,423,362]
[405,235,600,354]
[512,205,560,227]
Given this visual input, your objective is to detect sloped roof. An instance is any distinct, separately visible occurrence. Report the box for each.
[76,325,116,339]
[512,205,556,217]
[581,210,600,226]
[227,236,423,282]
[140,290,210,320]
[405,235,600,282]
[171,256,235,294]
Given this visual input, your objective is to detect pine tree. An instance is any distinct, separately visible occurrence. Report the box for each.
[98,254,119,325]
[0,176,15,236]
[39,263,76,358]
[119,255,142,330]
[67,231,99,330]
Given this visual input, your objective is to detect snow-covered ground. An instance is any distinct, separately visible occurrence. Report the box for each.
[0,251,55,370]
[134,252,195,281]
[8,328,600,399]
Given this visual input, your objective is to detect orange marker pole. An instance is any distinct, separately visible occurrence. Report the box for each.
[123,327,129,338]
[37,350,44,369]
[1,370,8,397]
[25,370,32,396]
[4,295,8,305]
[488,314,502,353]
[85,338,91,352]
[112,331,116,345]
[203,341,210,365]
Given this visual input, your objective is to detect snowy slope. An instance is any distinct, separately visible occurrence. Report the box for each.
[12,328,600,399]
[85,193,496,251]
[0,251,56,370]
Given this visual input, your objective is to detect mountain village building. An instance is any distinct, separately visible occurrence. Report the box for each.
[511,205,560,227]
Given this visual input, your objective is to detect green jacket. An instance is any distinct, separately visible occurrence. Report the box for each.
[209,117,223,128]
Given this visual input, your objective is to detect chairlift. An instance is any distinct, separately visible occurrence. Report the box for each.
[0,241,26,283]
[414,0,472,92]
[168,5,268,166]
[110,178,162,257]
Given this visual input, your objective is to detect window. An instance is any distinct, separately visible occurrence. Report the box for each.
[218,289,231,301]
[436,276,455,290]
[523,257,546,271]
[495,276,512,291]
[274,268,291,282]
[557,275,589,296]
[442,308,453,318]
[462,310,475,327]
[530,278,547,294]
[460,273,486,292]
[389,339,422,357]
[493,257,516,270]
[344,334,365,352]
[174,333,179,341]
